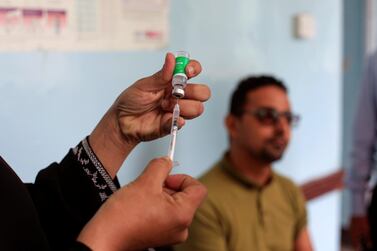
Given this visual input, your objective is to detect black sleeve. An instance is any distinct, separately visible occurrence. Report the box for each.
[27,137,120,251]
[66,242,92,251]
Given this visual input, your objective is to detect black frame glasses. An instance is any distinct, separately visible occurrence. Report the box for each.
[244,107,300,127]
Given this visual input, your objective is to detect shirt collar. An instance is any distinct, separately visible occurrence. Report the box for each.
[219,152,276,189]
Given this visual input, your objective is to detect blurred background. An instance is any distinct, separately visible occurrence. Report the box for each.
[0,0,374,250]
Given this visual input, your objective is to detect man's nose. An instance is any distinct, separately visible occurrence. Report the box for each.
[274,115,290,132]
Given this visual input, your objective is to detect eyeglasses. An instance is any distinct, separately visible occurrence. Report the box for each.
[244,108,300,127]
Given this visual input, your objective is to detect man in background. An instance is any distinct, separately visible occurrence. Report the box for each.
[175,76,313,251]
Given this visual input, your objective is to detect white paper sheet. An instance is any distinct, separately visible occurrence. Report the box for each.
[0,0,169,51]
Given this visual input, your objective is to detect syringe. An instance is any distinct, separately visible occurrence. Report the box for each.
[167,101,180,161]
[167,51,189,163]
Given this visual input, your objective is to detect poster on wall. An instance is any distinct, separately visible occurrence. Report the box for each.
[0,0,169,51]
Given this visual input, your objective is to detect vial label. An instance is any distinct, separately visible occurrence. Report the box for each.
[173,56,190,76]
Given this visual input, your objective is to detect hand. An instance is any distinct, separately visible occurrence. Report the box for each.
[77,157,208,251]
[89,53,210,177]
[115,52,210,143]
[350,216,372,251]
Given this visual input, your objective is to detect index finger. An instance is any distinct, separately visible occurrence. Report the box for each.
[182,83,211,102]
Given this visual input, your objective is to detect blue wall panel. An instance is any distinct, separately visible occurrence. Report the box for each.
[0,1,342,250]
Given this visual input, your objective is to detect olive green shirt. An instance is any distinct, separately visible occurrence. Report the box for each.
[175,154,307,251]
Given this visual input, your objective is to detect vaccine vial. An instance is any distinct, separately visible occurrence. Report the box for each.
[172,51,190,98]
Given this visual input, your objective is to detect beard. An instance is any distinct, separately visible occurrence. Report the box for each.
[259,137,288,163]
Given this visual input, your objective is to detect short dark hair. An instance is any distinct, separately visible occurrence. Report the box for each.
[229,75,288,117]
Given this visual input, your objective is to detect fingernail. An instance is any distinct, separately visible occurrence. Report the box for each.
[187,66,194,75]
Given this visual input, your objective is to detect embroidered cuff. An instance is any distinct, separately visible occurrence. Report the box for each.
[72,137,119,201]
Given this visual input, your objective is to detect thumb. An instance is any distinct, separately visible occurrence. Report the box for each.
[156,52,175,82]
[139,157,173,189]
[137,53,175,91]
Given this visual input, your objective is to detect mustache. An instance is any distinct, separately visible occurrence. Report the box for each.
[267,130,287,141]
[266,136,287,143]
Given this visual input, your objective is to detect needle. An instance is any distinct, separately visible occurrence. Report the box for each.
[167,101,180,162]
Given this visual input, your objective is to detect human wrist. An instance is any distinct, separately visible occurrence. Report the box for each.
[77,224,120,251]
[89,108,137,178]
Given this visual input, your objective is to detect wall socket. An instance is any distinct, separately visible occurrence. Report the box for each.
[294,13,316,40]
